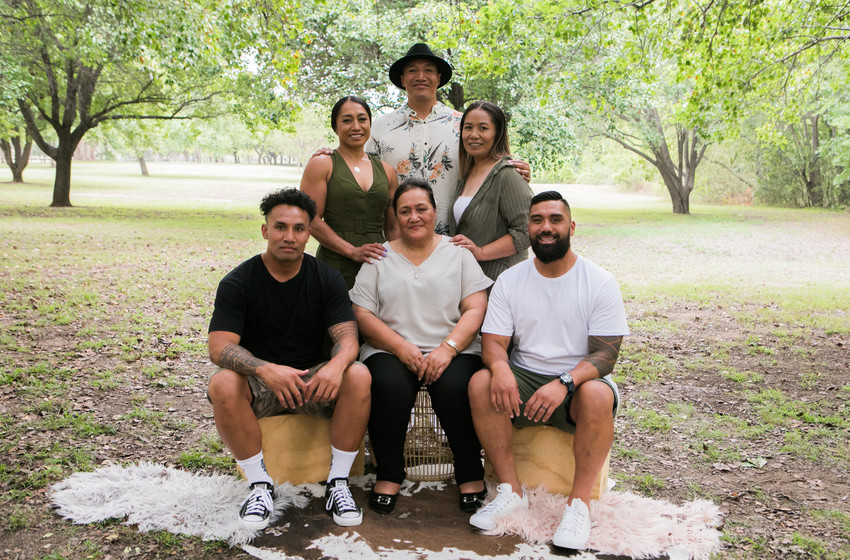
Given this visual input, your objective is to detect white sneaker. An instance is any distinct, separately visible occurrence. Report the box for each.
[553,498,591,549]
[469,483,528,531]
[239,482,274,529]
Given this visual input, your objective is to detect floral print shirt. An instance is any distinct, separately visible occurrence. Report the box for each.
[366,102,462,234]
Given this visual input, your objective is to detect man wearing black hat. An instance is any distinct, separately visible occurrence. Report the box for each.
[367,43,529,234]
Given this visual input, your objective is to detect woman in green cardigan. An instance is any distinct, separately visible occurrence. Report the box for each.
[448,101,534,281]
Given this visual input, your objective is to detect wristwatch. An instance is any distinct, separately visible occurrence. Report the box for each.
[442,338,460,356]
[558,372,575,395]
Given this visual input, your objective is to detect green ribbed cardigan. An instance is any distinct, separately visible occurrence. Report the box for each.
[448,157,534,280]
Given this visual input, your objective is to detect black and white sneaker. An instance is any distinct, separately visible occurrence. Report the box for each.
[239,482,274,529]
[325,478,363,526]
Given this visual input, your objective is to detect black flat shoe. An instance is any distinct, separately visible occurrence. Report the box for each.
[369,490,398,514]
[459,489,487,513]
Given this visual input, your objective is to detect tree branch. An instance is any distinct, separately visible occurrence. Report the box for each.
[601,131,658,166]
[17,100,57,159]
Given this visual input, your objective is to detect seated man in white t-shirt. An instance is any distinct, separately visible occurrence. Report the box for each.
[468,190,629,551]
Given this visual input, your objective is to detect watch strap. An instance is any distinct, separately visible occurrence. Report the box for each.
[442,338,460,355]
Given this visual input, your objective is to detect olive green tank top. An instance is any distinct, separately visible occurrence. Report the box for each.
[316,150,390,289]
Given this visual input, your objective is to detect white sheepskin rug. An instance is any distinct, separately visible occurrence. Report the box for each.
[488,485,723,560]
[51,464,722,560]
[50,462,307,545]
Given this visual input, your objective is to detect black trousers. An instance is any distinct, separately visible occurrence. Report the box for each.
[365,352,485,485]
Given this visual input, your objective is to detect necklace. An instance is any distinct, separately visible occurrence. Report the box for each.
[400,236,438,277]
[340,151,367,173]
[469,157,499,178]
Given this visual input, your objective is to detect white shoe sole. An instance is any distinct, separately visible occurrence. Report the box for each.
[553,533,589,550]
[469,516,496,531]
[332,511,363,526]
[241,517,271,530]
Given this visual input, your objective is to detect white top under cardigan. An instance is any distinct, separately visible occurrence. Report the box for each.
[349,235,493,362]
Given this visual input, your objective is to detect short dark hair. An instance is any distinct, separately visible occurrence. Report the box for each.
[530,190,570,212]
[393,177,436,212]
[331,96,372,132]
[459,101,511,178]
[260,188,317,222]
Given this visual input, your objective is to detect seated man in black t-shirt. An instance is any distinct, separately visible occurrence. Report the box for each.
[207,188,370,530]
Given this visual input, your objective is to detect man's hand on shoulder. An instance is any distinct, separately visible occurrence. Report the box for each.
[525,380,568,423]
[507,157,531,183]
[311,147,333,159]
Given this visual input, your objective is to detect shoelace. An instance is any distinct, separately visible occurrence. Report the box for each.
[243,486,273,518]
[557,503,586,532]
[479,489,516,515]
[327,484,357,512]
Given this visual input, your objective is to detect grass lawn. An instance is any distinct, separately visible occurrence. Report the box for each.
[1,161,849,559]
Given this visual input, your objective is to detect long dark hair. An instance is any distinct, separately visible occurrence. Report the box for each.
[458,101,510,178]
[330,96,372,132]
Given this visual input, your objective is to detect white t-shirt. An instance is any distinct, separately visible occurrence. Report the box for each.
[350,236,493,361]
[482,255,629,376]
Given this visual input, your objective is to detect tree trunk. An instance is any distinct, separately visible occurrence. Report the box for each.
[644,114,706,214]
[52,140,75,207]
[138,155,149,177]
[605,109,707,215]
[806,115,823,207]
[442,82,465,110]
[0,134,33,183]
[655,160,690,214]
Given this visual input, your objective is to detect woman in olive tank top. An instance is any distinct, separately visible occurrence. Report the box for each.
[301,96,399,288]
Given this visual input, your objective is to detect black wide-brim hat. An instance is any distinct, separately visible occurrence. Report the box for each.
[388,43,453,89]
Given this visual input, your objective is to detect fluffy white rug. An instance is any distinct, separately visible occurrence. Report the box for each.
[50,462,307,545]
[51,464,722,559]
[488,485,723,560]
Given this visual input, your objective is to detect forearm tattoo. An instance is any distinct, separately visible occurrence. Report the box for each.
[218,343,267,377]
[584,335,623,377]
[328,321,358,358]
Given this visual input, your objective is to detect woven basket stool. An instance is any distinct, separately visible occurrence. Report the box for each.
[403,386,454,482]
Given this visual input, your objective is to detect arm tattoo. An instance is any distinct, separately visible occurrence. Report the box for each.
[218,343,267,377]
[584,335,623,377]
[328,321,358,358]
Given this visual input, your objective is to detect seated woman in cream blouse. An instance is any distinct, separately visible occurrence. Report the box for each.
[350,178,493,516]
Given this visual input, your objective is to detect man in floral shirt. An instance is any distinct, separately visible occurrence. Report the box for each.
[366,43,462,234]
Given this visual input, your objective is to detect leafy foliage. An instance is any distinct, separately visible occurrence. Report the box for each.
[0,0,303,205]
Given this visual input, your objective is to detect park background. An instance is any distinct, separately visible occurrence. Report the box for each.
[1,1,849,559]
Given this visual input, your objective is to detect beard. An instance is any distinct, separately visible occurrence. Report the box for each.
[531,232,570,264]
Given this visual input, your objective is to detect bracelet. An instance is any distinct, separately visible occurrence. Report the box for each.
[442,338,460,356]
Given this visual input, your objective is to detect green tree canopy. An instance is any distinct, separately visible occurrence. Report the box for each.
[0,0,302,206]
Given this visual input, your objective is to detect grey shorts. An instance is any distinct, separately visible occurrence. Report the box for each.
[511,364,619,435]
[208,361,365,420]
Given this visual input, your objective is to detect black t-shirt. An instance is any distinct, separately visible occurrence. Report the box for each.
[209,254,354,369]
